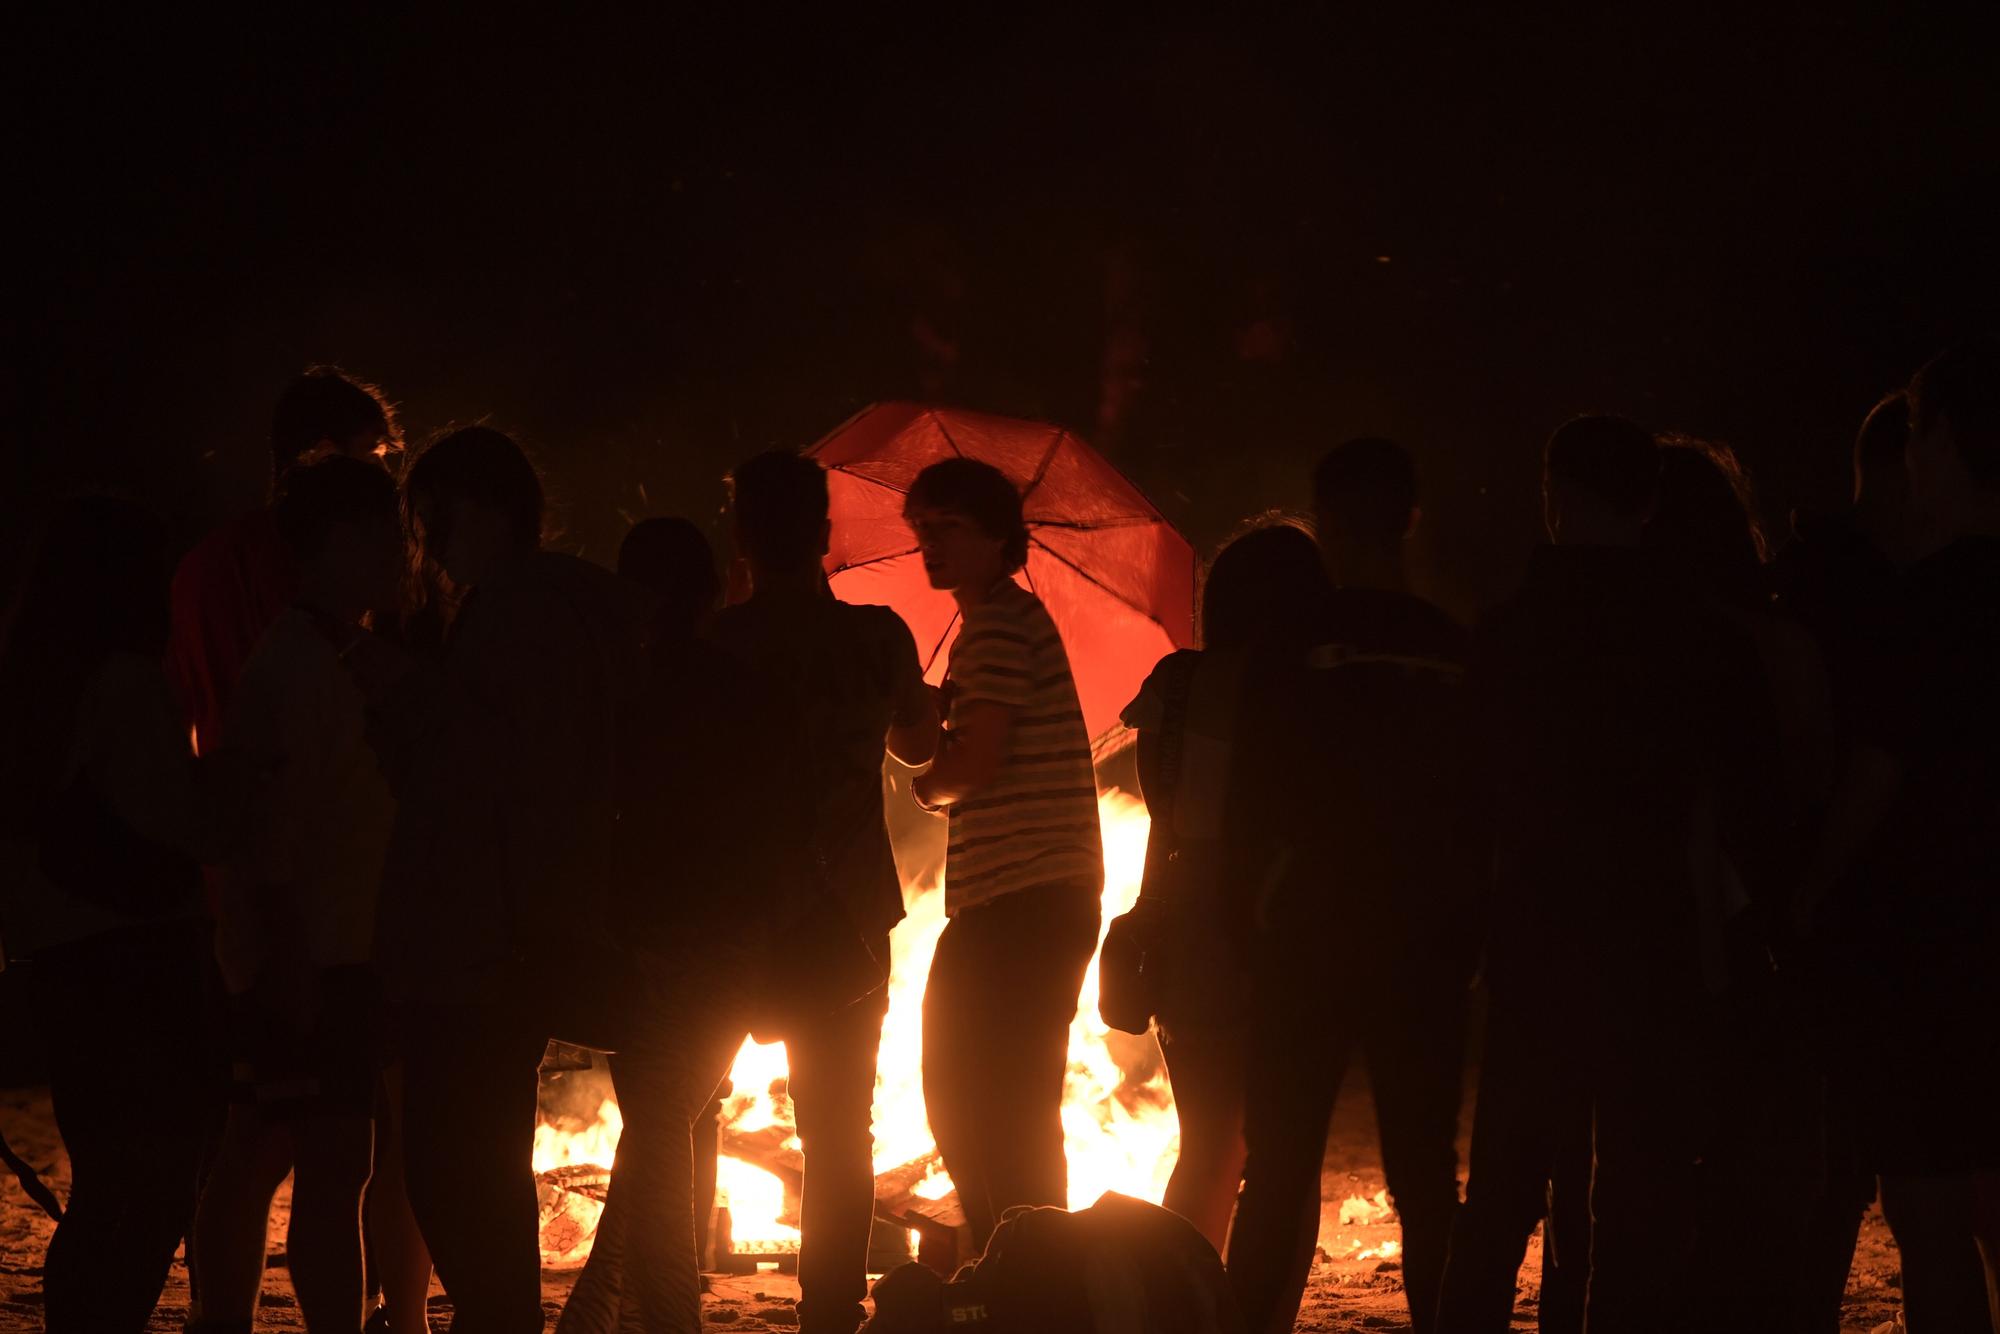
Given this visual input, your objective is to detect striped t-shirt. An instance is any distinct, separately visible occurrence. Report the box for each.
[942,582,1103,914]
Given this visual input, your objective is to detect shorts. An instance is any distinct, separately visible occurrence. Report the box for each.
[227,964,384,1123]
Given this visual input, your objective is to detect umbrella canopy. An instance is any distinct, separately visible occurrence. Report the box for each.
[808,403,1196,742]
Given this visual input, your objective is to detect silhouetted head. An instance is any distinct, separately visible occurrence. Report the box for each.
[276,456,404,622]
[728,450,830,575]
[1644,436,1769,611]
[1,496,175,807]
[904,458,1028,594]
[620,517,721,637]
[1907,338,2000,517]
[1543,415,1661,546]
[1312,437,1416,544]
[862,1263,947,1334]
[1200,521,1329,650]
[271,366,398,488]
[1852,390,1910,509]
[402,426,544,590]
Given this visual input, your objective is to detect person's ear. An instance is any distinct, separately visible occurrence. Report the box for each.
[1403,505,1422,540]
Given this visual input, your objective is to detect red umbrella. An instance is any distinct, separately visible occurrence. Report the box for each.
[808,402,1195,742]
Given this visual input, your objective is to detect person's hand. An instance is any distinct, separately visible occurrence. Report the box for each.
[910,770,948,814]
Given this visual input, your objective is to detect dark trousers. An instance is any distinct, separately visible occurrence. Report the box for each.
[922,883,1101,1250]
[1437,992,1707,1334]
[1227,952,1467,1334]
[1538,1090,1594,1334]
[786,977,892,1334]
[558,952,751,1334]
[31,921,220,1334]
[400,1002,550,1334]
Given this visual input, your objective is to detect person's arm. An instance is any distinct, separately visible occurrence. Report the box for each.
[908,612,1033,811]
[912,700,1012,809]
[882,614,941,767]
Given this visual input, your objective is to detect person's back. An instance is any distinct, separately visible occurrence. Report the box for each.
[706,454,933,1334]
[1256,581,1471,950]
[1474,542,1762,1006]
[1226,440,1471,1334]
[713,591,925,938]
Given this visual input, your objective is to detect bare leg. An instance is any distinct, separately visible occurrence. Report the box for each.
[1159,1025,1247,1254]
[288,1113,374,1333]
[367,1065,435,1331]
[190,1103,294,1324]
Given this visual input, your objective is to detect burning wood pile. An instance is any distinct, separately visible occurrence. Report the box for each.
[531,790,1171,1273]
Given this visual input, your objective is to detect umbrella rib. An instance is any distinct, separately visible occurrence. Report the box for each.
[1027,515,1161,532]
[831,545,921,575]
[1027,535,1169,628]
[922,610,961,676]
[830,466,912,500]
[931,410,967,459]
[1019,427,1065,504]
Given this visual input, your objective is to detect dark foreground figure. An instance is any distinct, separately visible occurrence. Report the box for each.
[1226,439,1476,1334]
[864,1194,1241,1334]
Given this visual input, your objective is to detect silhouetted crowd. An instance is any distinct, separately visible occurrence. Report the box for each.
[0,338,1994,1334]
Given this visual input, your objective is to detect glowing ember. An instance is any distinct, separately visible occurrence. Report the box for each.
[535,789,1180,1267]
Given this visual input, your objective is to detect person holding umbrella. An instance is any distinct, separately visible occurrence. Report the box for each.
[905,458,1105,1250]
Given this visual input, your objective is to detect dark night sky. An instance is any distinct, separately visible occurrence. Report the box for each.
[15,7,1999,618]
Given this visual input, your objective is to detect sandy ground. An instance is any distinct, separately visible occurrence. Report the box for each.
[0,1081,1903,1332]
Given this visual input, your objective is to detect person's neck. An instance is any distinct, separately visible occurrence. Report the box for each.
[748,563,826,599]
[951,570,1012,612]
[1327,547,1407,594]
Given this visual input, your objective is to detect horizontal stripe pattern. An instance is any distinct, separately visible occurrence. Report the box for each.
[944,584,1102,913]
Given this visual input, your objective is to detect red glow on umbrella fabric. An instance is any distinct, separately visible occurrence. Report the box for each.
[808,403,1196,742]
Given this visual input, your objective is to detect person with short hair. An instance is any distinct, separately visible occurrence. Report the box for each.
[557,507,817,1334]
[1116,521,1330,1252]
[701,450,936,1334]
[189,457,405,1334]
[1804,340,2000,1331]
[1225,439,1474,1334]
[1437,417,1770,1334]
[375,426,653,1334]
[905,457,1104,1251]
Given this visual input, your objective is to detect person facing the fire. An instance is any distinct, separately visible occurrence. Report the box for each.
[1116,519,1331,1253]
[1223,438,1475,1334]
[1436,416,1770,1334]
[702,450,937,1334]
[557,509,815,1334]
[904,457,1105,1250]
[372,427,653,1334]
[187,457,405,1334]
[1800,339,2000,1331]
